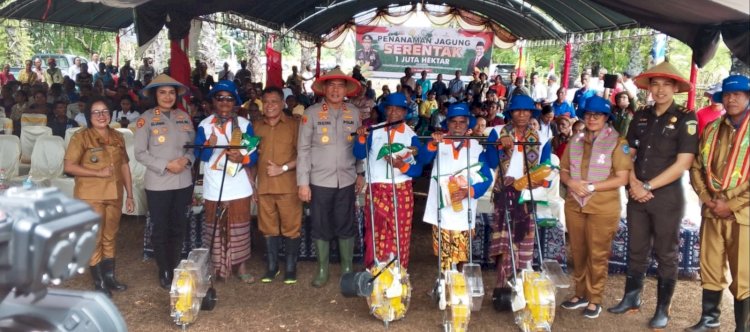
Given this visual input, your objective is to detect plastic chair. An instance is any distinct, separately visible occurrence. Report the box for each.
[118,128,147,215]
[0,135,21,178]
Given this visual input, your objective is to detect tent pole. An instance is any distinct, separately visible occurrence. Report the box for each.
[688,60,697,110]
[116,34,121,69]
[562,40,572,89]
[316,43,321,78]
[516,44,524,78]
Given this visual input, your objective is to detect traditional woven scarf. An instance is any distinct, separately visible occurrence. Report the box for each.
[569,126,619,207]
[493,124,539,193]
[701,112,750,192]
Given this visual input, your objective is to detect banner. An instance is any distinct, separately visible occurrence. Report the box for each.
[355,25,494,78]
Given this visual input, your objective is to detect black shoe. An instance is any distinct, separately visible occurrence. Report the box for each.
[561,297,589,310]
[649,278,676,329]
[736,298,749,332]
[685,289,722,332]
[89,264,112,298]
[100,258,127,291]
[261,236,281,283]
[159,269,173,290]
[608,273,644,314]
[283,237,301,285]
[583,304,602,319]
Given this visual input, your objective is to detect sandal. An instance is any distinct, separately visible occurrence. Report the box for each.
[237,273,256,284]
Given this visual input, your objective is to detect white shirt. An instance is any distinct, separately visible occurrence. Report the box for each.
[364,123,418,184]
[111,110,141,124]
[218,69,234,81]
[88,61,100,75]
[546,83,560,103]
[74,112,87,127]
[198,115,254,201]
[538,121,553,147]
[531,82,547,102]
[423,140,484,231]
[68,66,81,79]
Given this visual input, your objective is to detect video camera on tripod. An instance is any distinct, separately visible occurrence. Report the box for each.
[0,187,126,331]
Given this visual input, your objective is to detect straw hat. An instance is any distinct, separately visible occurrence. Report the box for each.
[311,68,361,97]
[633,62,691,93]
[141,74,189,97]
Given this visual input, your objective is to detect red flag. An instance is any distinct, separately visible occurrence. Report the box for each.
[170,39,191,111]
[266,38,283,88]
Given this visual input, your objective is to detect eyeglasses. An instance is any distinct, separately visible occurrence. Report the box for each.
[583,112,605,119]
[91,110,110,117]
[214,95,235,103]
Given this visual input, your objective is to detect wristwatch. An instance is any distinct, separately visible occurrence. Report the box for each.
[282,164,289,172]
[586,183,596,192]
[642,181,652,191]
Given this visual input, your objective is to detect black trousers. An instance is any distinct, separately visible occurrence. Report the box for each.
[626,184,684,279]
[146,186,193,270]
[310,184,357,241]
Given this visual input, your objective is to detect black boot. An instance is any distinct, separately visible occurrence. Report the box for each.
[155,248,173,290]
[684,289,722,331]
[100,258,128,291]
[261,236,281,283]
[90,264,112,297]
[159,268,173,290]
[284,237,301,285]
[649,278,676,329]
[736,298,749,332]
[608,273,644,314]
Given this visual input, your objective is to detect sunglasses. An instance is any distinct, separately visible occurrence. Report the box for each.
[214,95,235,103]
[91,110,110,117]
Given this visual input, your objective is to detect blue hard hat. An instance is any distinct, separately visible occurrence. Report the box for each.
[207,80,243,106]
[713,75,750,103]
[384,92,408,110]
[503,94,540,120]
[576,95,612,119]
[441,102,476,130]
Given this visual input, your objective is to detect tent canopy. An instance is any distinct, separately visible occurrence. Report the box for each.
[0,0,747,66]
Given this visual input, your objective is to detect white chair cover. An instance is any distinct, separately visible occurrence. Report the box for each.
[117,128,147,215]
[64,127,83,148]
[20,113,48,127]
[0,135,21,178]
[29,135,65,180]
[109,122,121,129]
[20,126,52,163]
[0,118,12,135]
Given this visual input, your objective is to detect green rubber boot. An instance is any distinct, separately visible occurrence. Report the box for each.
[311,240,330,288]
[338,237,355,274]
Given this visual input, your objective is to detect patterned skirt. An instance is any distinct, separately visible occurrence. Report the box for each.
[363,181,414,268]
[490,188,536,287]
[203,196,252,279]
[432,226,475,272]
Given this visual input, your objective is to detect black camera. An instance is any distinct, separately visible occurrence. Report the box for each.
[0,187,127,331]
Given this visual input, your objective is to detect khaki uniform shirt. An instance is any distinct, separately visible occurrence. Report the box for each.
[255,115,299,194]
[297,102,362,188]
[690,115,750,225]
[64,127,128,201]
[560,136,633,215]
[626,102,698,186]
[134,108,195,191]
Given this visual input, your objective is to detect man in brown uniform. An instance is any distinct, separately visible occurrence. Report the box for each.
[609,62,698,330]
[687,75,749,332]
[297,68,363,287]
[255,86,303,285]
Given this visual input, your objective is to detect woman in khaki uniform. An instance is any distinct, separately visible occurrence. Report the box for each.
[559,96,632,318]
[64,95,134,297]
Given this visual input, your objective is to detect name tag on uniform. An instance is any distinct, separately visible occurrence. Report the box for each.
[317,121,331,126]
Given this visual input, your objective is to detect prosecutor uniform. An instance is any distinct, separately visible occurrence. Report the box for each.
[609,62,698,330]
[687,75,750,332]
[297,68,363,287]
[134,75,195,289]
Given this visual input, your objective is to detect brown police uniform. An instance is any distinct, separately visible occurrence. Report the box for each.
[296,101,362,240]
[690,115,749,301]
[561,136,633,304]
[625,102,698,279]
[134,107,195,273]
[255,115,302,238]
[64,127,128,265]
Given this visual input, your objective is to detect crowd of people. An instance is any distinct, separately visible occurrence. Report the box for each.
[0,53,747,331]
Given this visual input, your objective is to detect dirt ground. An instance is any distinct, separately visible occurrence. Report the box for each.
[56,211,738,332]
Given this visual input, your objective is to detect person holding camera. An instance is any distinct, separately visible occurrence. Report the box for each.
[64,95,134,297]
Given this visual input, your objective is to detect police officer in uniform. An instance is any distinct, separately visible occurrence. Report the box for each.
[356,34,382,71]
[134,74,195,289]
[297,68,363,288]
[608,62,698,330]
